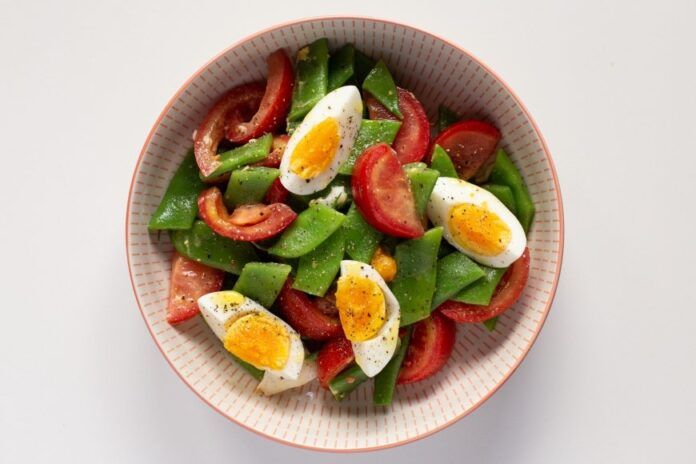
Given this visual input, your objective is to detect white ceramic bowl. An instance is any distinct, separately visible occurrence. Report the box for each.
[126,16,564,452]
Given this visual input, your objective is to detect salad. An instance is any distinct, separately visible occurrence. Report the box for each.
[148,39,534,405]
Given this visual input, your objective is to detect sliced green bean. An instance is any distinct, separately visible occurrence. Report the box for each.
[267,204,345,258]
[353,49,376,85]
[483,316,499,332]
[482,183,517,215]
[390,227,443,326]
[342,203,382,263]
[328,43,354,91]
[201,133,273,181]
[149,150,206,230]
[288,38,330,121]
[224,167,279,208]
[293,229,345,297]
[430,144,458,178]
[338,119,402,175]
[489,148,535,233]
[404,163,440,219]
[232,262,291,308]
[452,266,507,305]
[328,363,370,401]
[170,221,258,274]
[363,60,402,118]
[438,105,460,132]
[431,252,485,309]
[373,329,411,406]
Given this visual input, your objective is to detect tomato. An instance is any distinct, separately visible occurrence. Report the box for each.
[439,248,531,323]
[263,178,289,204]
[397,310,456,384]
[277,280,343,340]
[317,336,355,387]
[365,88,430,164]
[167,252,224,324]
[197,187,296,241]
[430,120,501,180]
[253,134,289,168]
[226,49,294,144]
[352,143,424,238]
[193,82,265,177]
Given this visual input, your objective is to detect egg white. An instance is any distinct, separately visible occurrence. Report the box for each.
[339,260,401,377]
[197,291,304,380]
[280,86,362,195]
[427,177,526,268]
[256,358,317,396]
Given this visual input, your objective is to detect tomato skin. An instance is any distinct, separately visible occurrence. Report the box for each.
[263,178,289,204]
[365,88,430,164]
[197,187,296,241]
[277,279,344,341]
[253,134,289,168]
[439,248,531,323]
[226,50,294,144]
[352,143,424,238]
[193,82,265,177]
[429,120,501,180]
[317,336,355,387]
[167,252,224,324]
[397,310,456,384]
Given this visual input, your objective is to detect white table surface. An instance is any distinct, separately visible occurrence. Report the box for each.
[1,1,695,462]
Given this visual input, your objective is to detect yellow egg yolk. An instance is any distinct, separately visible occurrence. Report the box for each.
[212,291,245,310]
[448,203,511,256]
[335,274,386,342]
[290,117,340,179]
[370,247,397,282]
[223,312,290,371]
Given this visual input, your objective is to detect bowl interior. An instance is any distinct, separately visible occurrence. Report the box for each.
[127,17,562,451]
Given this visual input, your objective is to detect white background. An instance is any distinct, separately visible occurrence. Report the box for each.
[1,1,695,462]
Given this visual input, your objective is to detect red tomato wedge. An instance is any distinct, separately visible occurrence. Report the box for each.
[263,178,289,204]
[225,49,294,144]
[352,143,424,238]
[439,248,531,323]
[317,336,355,387]
[397,310,456,384]
[197,187,296,241]
[430,120,501,180]
[277,280,344,341]
[365,88,430,164]
[167,252,224,324]
[193,82,265,177]
[253,134,289,168]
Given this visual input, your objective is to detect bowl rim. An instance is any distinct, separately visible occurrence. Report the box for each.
[125,14,565,453]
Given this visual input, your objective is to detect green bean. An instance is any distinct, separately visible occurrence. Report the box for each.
[438,105,460,132]
[201,133,273,181]
[267,204,345,258]
[328,43,354,91]
[373,329,411,406]
[170,221,258,274]
[288,38,330,121]
[328,363,370,401]
[224,167,279,208]
[232,262,292,308]
[483,317,499,332]
[149,150,206,230]
[362,60,402,118]
[293,229,345,297]
[404,163,440,219]
[430,145,458,178]
[338,119,401,175]
[482,183,517,215]
[489,149,535,233]
[452,266,507,305]
[342,203,382,263]
[431,252,485,309]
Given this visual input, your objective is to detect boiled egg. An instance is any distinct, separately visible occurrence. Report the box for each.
[280,86,362,195]
[256,358,317,396]
[427,177,526,268]
[198,291,304,380]
[335,260,400,377]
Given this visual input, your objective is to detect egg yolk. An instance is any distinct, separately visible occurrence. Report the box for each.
[223,312,290,371]
[335,274,386,342]
[290,117,340,179]
[370,247,397,282]
[448,203,512,256]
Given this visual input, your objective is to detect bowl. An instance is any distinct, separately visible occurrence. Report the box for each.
[126,16,564,452]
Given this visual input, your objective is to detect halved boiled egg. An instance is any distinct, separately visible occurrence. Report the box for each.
[256,358,317,396]
[427,177,526,268]
[335,260,400,377]
[198,291,304,380]
[280,86,362,195]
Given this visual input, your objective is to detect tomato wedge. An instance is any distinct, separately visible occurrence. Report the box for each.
[263,178,289,204]
[430,120,501,180]
[193,82,265,177]
[167,252,224,324]
[365,88,430,164]
[397,310,456,384]
[277,280,343,340]
[439,248,531,323]
[253,134,289,168]
[197,187,296,241]
[352,143,424,238]
[317,336,355,387]
[225,49,294,144]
